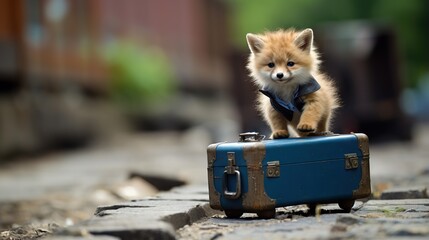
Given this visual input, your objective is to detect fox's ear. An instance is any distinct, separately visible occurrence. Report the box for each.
[246,33,264,54]
[294,28,313,53]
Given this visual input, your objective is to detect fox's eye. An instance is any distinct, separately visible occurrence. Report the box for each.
[268,62,275,68]
[287,61,295,67]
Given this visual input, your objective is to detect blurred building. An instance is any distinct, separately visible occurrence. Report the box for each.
[316,22,413,141]
[0,0,231,158]
[0,0,229,91]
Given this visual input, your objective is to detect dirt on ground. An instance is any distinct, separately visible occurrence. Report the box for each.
[0,177,159,240]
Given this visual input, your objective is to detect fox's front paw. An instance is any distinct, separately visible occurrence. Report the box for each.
[297,123,316,133]
[272,130,289,139]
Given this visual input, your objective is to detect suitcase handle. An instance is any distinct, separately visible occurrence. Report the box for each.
[223,170,241,199]
[239,132,265,142]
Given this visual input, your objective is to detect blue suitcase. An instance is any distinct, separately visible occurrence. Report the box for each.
[207,132,371,218]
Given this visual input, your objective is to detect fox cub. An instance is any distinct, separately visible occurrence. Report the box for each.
[246,28,339,139]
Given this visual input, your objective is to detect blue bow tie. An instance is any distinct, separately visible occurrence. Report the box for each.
[259,77,321,121]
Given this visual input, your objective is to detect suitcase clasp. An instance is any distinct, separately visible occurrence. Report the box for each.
[223,152,241,199]
[239,132,265,142]
[266,161,280,177]
[345,153,359,169]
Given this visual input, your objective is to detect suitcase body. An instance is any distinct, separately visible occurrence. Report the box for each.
[207,133,371,218]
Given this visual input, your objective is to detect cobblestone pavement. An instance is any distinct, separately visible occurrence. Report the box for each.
[0,129,211,202]
[0,129,211,239]
[1,124,429,239]
[177,197,429,240]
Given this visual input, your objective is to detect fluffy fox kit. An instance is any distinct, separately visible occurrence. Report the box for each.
[246,28,339,138]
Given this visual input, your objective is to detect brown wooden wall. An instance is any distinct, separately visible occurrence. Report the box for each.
[0,0,230,93]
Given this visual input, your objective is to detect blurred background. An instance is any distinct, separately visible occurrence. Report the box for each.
[0,0,428,236]
[0,0,428,158]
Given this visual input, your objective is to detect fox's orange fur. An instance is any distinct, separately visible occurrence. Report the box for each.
[246,28,339,138]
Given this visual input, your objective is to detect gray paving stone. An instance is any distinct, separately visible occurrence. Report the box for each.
[64,215,176,240]
[332,212,429,239]
[335,214,363,225]
[357,204,429,213]
[364,199,429,206]
[385,224,429,237]
[152,185,209,202]
[318,201,364,212]
[354,199,429,222]
[207,214,339,240]
[45,236,119,240]
[381,186,428,199]
[60,185,218,240]
[95,200,206,216]
[356,199,429,218]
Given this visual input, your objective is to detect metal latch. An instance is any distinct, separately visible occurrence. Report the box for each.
[266,161,280,177]
[345,153,359,169]
[223,152,241,199]
[225,152,237,174]
[239,132,265,142]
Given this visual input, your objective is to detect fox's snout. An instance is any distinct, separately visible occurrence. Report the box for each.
[271,70,290,81]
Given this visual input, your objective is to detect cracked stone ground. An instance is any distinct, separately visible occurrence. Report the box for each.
[1,125,429,239]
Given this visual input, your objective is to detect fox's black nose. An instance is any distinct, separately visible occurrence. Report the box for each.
[276,73,284,79]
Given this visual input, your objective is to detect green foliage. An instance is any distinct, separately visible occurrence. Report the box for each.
[229,0,428,87]
[104,41,176,106]
[230,0,356,47]
[371,0,429,87]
